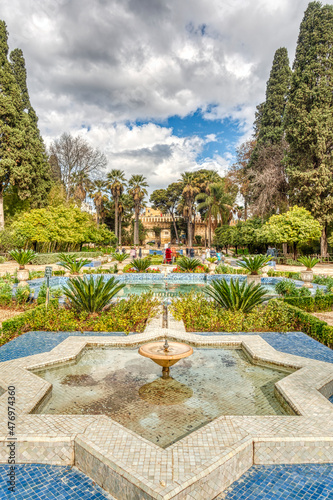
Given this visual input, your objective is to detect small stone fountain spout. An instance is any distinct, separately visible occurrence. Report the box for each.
[139,340,193,378]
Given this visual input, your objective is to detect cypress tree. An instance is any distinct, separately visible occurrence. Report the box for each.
[256,47,291,146]
[248,48,291,216]
[0,21,51,229]
[284,1,333,256]
[10,48,52,208]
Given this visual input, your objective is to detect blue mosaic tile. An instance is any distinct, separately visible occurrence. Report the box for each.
[0,464,114,499]
[216,464,333,500]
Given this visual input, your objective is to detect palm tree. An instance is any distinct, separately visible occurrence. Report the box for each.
[106,169,126,240]
[91,180,107,226]
[73,172,93,203]
[128,175,148,245]
[179,172,200,247]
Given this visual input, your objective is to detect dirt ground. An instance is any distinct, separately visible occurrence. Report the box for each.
[0,308,24,327]
[311,311,333,326]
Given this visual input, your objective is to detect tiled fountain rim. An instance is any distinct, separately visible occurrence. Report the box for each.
[0,321,333,498]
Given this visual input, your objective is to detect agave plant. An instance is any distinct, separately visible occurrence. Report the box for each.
[176,256,202,272]
[111,252,129,263]
[58,253,91,274]
[236,255,272,275]
[9,249,37,269]
[131,257,151,272]
[205,278,267,313]
[63,275,126,312]
[298,256,320,270]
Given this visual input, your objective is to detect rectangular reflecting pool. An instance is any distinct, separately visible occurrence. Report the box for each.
[33,347,294,448]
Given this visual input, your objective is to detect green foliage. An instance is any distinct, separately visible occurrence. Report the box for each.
[10,204,115,250]
[195,235,202,244]
[215,264,247,275]
[176,256,202,271]
[170,293,297,333]
[282,293,333,312]
[14,284,30,304]
[9,249,37,267]
[31,251,102,265]
[0,256,6,264]
[284,2,333,242]
[58,253,90,274]
[313,275,333,292]
[260,206,322,247]
[131,257,151,272]
[298,256,320,270]
[0,282,12,306]
[205,278,268,313]
[207,257,216,263]
[0,295,160,343]
[267,270,301,280]
[236,255,271,275]
[36,282,62,305]
[28,270,44,280]
[274,279,312,297]
[111,252,129,262]
[63,275,125,313]
[0,22,51,229]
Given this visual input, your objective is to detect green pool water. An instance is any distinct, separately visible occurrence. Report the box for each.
[115,282,280,298]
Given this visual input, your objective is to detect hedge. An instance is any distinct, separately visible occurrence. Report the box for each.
[282,293,333,312]
[0,303,54,346]
[277,300,333,348]
[267,270,301,280]
[31,251,103,265]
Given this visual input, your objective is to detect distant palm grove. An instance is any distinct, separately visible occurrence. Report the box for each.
[0,2,333,257]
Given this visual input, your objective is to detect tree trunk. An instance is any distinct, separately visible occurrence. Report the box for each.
[282,243,288,256]
[321,225,328,258]
[208,210,212,247]
[134,205,139,245]
[118,215,122,246]
[171,213,179,243]
[0,193,4,230]
[114,195,119,239]
[293,242,297,261]
[187,217,191,246]
[204,224,207,248]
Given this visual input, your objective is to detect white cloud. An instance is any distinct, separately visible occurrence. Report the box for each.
[1,0,330,189]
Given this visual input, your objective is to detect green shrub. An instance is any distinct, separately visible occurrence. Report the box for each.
[58,253,90,274]
[36,282,62,305]
[9,249,37,268]
[286,259,303,266]
[28,270,45,280]
[0,282,12,306]
[63,275,126,312]
[31,252,102,265]
[0,256,6,264]
[205,278,268,313]
[282,293,333,312]
[298,256,320,270]
[176,256,202,272]
[236,255,272,275]
[313,275,333,292]
[215,264,247,275]
[170,293,297,333]
[53,270,66,276]
[267,270,301,279]
[15,285,31,304]
[111,252,129,263]
[131,257,151,272]
[275,279,311,297]
[0,294,160,342]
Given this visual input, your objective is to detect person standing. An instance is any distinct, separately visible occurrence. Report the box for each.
[138,247,142,258]
[201,250,206,264]
[206,247,210,260]
[130,247,136,259]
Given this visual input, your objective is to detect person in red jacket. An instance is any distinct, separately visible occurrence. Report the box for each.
[165,246,172,264]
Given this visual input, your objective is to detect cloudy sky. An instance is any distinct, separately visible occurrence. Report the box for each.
[1,0,330,192]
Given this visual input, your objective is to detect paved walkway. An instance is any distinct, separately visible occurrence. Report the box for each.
[0,329,332,499]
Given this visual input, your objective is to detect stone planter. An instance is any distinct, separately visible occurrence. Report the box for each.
[17,269,29,282]
[247,274,261,286]
[208,263,216,274]
[301,269,313,288]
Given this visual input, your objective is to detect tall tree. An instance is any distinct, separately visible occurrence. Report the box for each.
[91,180,107,226]
[0,22,51,228]
[284,1,333,256]
[249,47,291,217]
[228,140,255,220]
[179,172,200,247]
[49,133,107,201]
[128,174,148,245]
[10,48,52,209]
[150,182,183,243]
[106,169,126,240]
